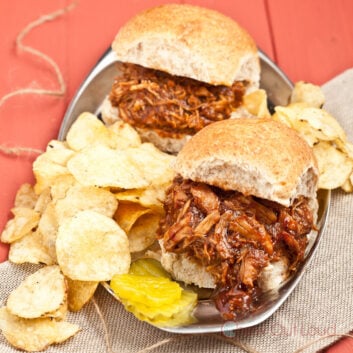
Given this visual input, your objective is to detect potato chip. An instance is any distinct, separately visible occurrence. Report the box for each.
[114,186,167,210]
[66,278,98,312]
[8,230,55,265]
[67,145,149,189]
[275,104,346,142]
[46,139,70,151]
[128,213,161,253]
[33,152,72,194]
[7,265,66,319]
[108,120,141,149]
[243,89,271,118]
[114,189,144,203]
[341,178,353,193]
[126,143,176,186]
[56,210,130,281]
[44,141,74,165]
[288,120,320,147]
[50,174,77,201]
[66,112,113,151]
[114,201,150,234]
[33,140,74,194]
[335,139,353,159]
[38,202,58,262]
[0,307,79,352]
[139,185,168,210]
[34,187,52,214]
[55,185,118,223]
[14,183,37,209]
[313,141,353,189]
[290,81,325,108]
[300,107,346,141]
[0,207,40,243]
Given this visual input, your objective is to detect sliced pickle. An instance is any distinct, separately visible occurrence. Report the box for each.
[122,290,197,327]
[123,290,197,319]
[110,259,198,327]
[129,258,171,278]
[110,274,181,307]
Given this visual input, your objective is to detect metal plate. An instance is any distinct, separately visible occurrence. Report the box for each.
[59,49,330,334]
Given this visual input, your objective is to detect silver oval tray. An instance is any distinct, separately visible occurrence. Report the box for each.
[59,49,330,334]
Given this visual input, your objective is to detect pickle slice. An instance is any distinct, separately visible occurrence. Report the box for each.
[110,274,181,307]
[129,258,171,278]
[123,290,197,319]
[110,259,198,327]
[123,290,197,327]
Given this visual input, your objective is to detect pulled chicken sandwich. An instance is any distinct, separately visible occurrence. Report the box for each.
[102,4,261,153]
[158,118,319,320]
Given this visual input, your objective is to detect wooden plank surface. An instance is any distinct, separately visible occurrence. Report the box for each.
[266,0,353,84]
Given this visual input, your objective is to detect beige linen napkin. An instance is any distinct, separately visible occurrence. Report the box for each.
[1,69,353,353]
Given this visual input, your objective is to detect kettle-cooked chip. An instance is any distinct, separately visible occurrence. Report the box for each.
[50,174,77,201]
[34,187,52,214]
[0,307,79,352]
[67,145,149,189]
[38,202,58,262]
[66,278,99,312]
[313,141,353,189]
[46,139,70,151]
[243,89,271,118]
[341,178,353,193]
[8,230,55,265]
[7,265,67,319]
[275,103,346,142]
[126,143,176,187]
[114,189,144,203]
[56,210,130,281]
[108,120,141,149]
[55,185,118,223]
[0,207,40,244]
[114,201,150,234]
[128,213,161,253]
[66,112,113,151]
[290,81,325,108]
[14,183,38,209]
[33,141,74,194]
[114,185,168,211]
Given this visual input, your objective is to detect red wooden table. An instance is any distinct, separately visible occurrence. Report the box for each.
[0,1,352,351]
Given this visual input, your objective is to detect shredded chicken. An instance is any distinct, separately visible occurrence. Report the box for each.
[158,176,314,319]
[109,63,246,138]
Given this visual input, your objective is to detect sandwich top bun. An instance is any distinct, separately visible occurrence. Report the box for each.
[112,4,260,87]
[174,118,319,207]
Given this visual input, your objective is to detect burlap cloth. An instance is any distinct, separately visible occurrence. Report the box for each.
[1,69,353,353]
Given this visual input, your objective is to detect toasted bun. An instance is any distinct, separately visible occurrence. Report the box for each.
[174,118,319,207]
[112,4,260,87]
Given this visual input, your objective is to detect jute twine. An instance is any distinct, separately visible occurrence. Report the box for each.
[0,1,77,157]
[1,3,352,353]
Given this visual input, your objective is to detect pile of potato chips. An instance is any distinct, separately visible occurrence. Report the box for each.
[241,82,353,192]
[0,112,176,351]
